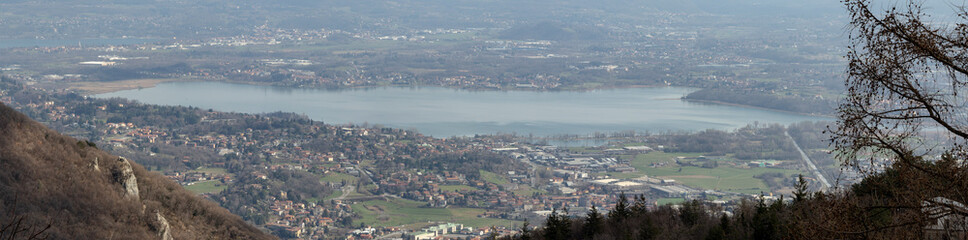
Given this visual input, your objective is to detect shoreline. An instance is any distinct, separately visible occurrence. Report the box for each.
[681,98,835,118]
[67,78,201,95]
[74,78,832,118]
[77,78,677,94]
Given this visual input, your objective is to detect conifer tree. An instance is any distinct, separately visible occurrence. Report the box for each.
[630,194,649,215]
[519,221,532,240]
[608,192,631,223]
[582,205,603,239]
[793,174,809,203]
[544,208,570,240]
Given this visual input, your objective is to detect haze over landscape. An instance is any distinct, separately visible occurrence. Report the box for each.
[2,0,968,239]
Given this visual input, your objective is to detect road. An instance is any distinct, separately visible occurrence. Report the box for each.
[520,158,541,187]
[785,131,832,189]
[335,185,354,200]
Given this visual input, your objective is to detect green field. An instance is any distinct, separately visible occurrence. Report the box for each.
[629,152,706,170]
[621,152,806,194]
[660,167,799,194]
[350,198,520,228]
[440,185,477,192]
[480,170,510,185]
[192,167,228,175]
[324,190,343,200]
[320,172,359,184]
[184,180,226,194]
[344,189,371,199]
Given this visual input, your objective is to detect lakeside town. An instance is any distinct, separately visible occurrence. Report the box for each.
[4,0,967,238]
[0,74,844,239]
[0,1,860,238]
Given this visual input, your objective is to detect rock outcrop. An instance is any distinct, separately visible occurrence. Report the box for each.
[92,157,100,171]
[0,102,274,239]
[156,212,173,240]
[112,157,140,200]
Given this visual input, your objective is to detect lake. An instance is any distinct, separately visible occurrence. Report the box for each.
[94,81,829,138]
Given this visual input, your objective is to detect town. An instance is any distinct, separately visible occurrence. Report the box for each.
[0,74,843,239]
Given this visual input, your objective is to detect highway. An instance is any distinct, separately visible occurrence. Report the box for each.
[785,131,832,189]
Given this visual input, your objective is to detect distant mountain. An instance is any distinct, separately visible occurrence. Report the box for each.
[0,103,275,239]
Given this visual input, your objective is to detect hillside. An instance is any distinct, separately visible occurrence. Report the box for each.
[0,103,275,239]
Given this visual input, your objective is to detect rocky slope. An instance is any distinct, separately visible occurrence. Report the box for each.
[0,102,275,239]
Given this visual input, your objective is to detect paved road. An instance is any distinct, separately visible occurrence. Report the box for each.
[785,131,832,189]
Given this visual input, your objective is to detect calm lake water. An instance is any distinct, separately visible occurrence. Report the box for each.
[95,81,829,138]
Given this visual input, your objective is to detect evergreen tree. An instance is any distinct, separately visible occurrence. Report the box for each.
[705,215,730,240]
[637,216,660,240]
[544,208,570,240]
[793,174,809,203]
[679,200,704,226]
[608,192,631,223]
[582,205,604,239]
[630,194,649,216]
[519,221,532,240]
[752,196,786,240]
[719,214,731,235]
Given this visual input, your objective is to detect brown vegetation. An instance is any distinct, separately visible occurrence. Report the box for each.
[0,102,275,239]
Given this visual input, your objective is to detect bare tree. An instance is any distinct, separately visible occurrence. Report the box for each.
[831,0,968,237]
[0,215,51,240]
[0,196,51,240]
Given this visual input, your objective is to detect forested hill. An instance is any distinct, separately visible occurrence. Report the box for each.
[683,88,835,115]
[0,103,275,239]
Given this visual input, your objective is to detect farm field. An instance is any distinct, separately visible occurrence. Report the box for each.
[618,152,807,194]
[440,185,477,192]
[480,170,510,185]
[320,172,359,184]
[350,198,520,229]
[184,180,226,194]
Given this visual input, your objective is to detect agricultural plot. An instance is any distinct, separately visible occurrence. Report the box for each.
[621,152,807,194]
[440,185,477,192]
[184,180,226,194]
[350,198,520,229]
[479,170,510,185]
[320,172,359,184]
